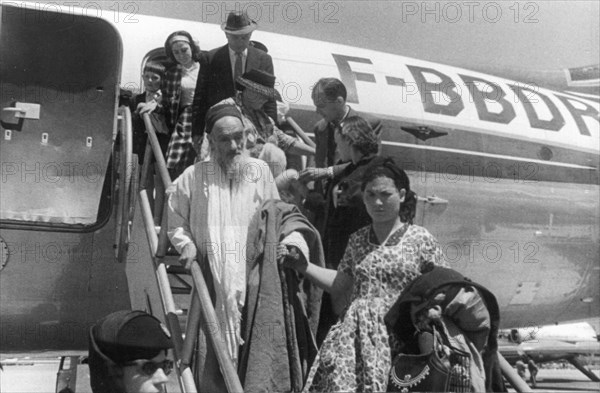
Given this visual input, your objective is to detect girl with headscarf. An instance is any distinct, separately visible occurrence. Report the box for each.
[156,31,205,179]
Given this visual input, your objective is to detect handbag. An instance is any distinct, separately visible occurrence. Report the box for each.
[387,327,472,392]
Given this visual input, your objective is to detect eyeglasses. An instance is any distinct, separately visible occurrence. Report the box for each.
[123,359,174,376]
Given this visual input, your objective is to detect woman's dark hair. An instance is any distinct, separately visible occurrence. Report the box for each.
[361,157,417,224]
[164,30,202,64]
[338,116,379,156]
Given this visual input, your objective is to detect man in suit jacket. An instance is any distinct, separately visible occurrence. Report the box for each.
[298,77,383,244]
[299,77,383,185]
[192,11,276,139]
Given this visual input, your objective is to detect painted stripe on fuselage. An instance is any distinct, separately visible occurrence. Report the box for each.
[380,141,596,170]
[564,91,600,103]
[292,101,599,185]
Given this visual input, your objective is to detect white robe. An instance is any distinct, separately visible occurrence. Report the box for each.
[167,156,279,360]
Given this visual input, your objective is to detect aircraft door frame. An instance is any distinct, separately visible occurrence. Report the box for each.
[0,3,122,231]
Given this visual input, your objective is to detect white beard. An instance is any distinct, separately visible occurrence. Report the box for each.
[221,153,249,183]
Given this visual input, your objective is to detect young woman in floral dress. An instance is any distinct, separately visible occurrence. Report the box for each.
[281,158,448,392]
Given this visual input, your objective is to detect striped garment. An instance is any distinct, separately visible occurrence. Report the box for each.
[162,64,197,176]
[165,106,196,174]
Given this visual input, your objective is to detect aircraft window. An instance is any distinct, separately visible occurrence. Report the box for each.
[0,131,115,230]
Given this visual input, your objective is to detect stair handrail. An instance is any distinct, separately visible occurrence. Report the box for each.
[138,113,195,392]
[115,106,135,263]
[142,113,171,191]
[285,115,316,148]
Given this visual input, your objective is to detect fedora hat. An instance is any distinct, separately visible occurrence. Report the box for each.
[221,11,258,35]
[236,69,282,101]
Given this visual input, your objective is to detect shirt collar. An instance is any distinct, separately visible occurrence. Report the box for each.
[145,90,161,101]
[340,105,351,123]
[228,46,248,57]
[331,105,351,128]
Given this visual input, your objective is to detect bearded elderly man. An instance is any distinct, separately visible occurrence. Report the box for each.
[167,103,279,392]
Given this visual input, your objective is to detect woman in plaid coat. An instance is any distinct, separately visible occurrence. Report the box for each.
[161,31,206,179]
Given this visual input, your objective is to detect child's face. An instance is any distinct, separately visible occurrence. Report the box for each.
[280,180,308,206]
[142,71,161,93]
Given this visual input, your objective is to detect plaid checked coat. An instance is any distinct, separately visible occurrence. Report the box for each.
[161,63,198,175]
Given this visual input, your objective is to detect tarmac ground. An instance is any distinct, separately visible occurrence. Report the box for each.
[508,368,600,393]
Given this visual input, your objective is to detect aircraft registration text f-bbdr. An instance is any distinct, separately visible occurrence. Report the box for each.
[0,2,598,387]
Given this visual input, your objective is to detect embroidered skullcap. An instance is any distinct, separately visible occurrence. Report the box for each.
[205,103,243,134]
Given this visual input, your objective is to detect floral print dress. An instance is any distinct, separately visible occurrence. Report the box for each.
[303,224,447,392]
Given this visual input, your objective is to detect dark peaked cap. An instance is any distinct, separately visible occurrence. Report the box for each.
[92,310,173,363]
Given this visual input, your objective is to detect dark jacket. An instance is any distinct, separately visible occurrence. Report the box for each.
[385,266,507,393]
[129,93,170,164]
[313,106,383,169]
[192,44,276,137]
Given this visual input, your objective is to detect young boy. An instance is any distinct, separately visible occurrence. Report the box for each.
[130,61,167,164]
[130,61,171,224]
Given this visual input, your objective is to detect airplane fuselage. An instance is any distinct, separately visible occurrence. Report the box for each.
[0,3,598,352]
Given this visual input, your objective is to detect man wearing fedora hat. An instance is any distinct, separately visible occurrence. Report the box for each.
[192,11,277,142]
[215,69,315,178]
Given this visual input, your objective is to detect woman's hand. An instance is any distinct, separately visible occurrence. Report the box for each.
[298,167,330,183]
[277,244,307,273]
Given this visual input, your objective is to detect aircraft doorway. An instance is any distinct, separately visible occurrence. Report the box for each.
[0,3,132,351]
[0,3,121,229]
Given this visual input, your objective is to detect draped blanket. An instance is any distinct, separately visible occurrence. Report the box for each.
[239,200,325,392]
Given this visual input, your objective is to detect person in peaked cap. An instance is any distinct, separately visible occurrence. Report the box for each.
[88,310,174,393]
[192,11,277,142]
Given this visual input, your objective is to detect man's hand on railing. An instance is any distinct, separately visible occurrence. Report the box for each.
[179,242,198,270]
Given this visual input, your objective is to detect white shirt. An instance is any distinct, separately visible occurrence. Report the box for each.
[180,62,199,107]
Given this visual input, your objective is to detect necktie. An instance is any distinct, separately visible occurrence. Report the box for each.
[234,52,243,84]
[327,121,339,166]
